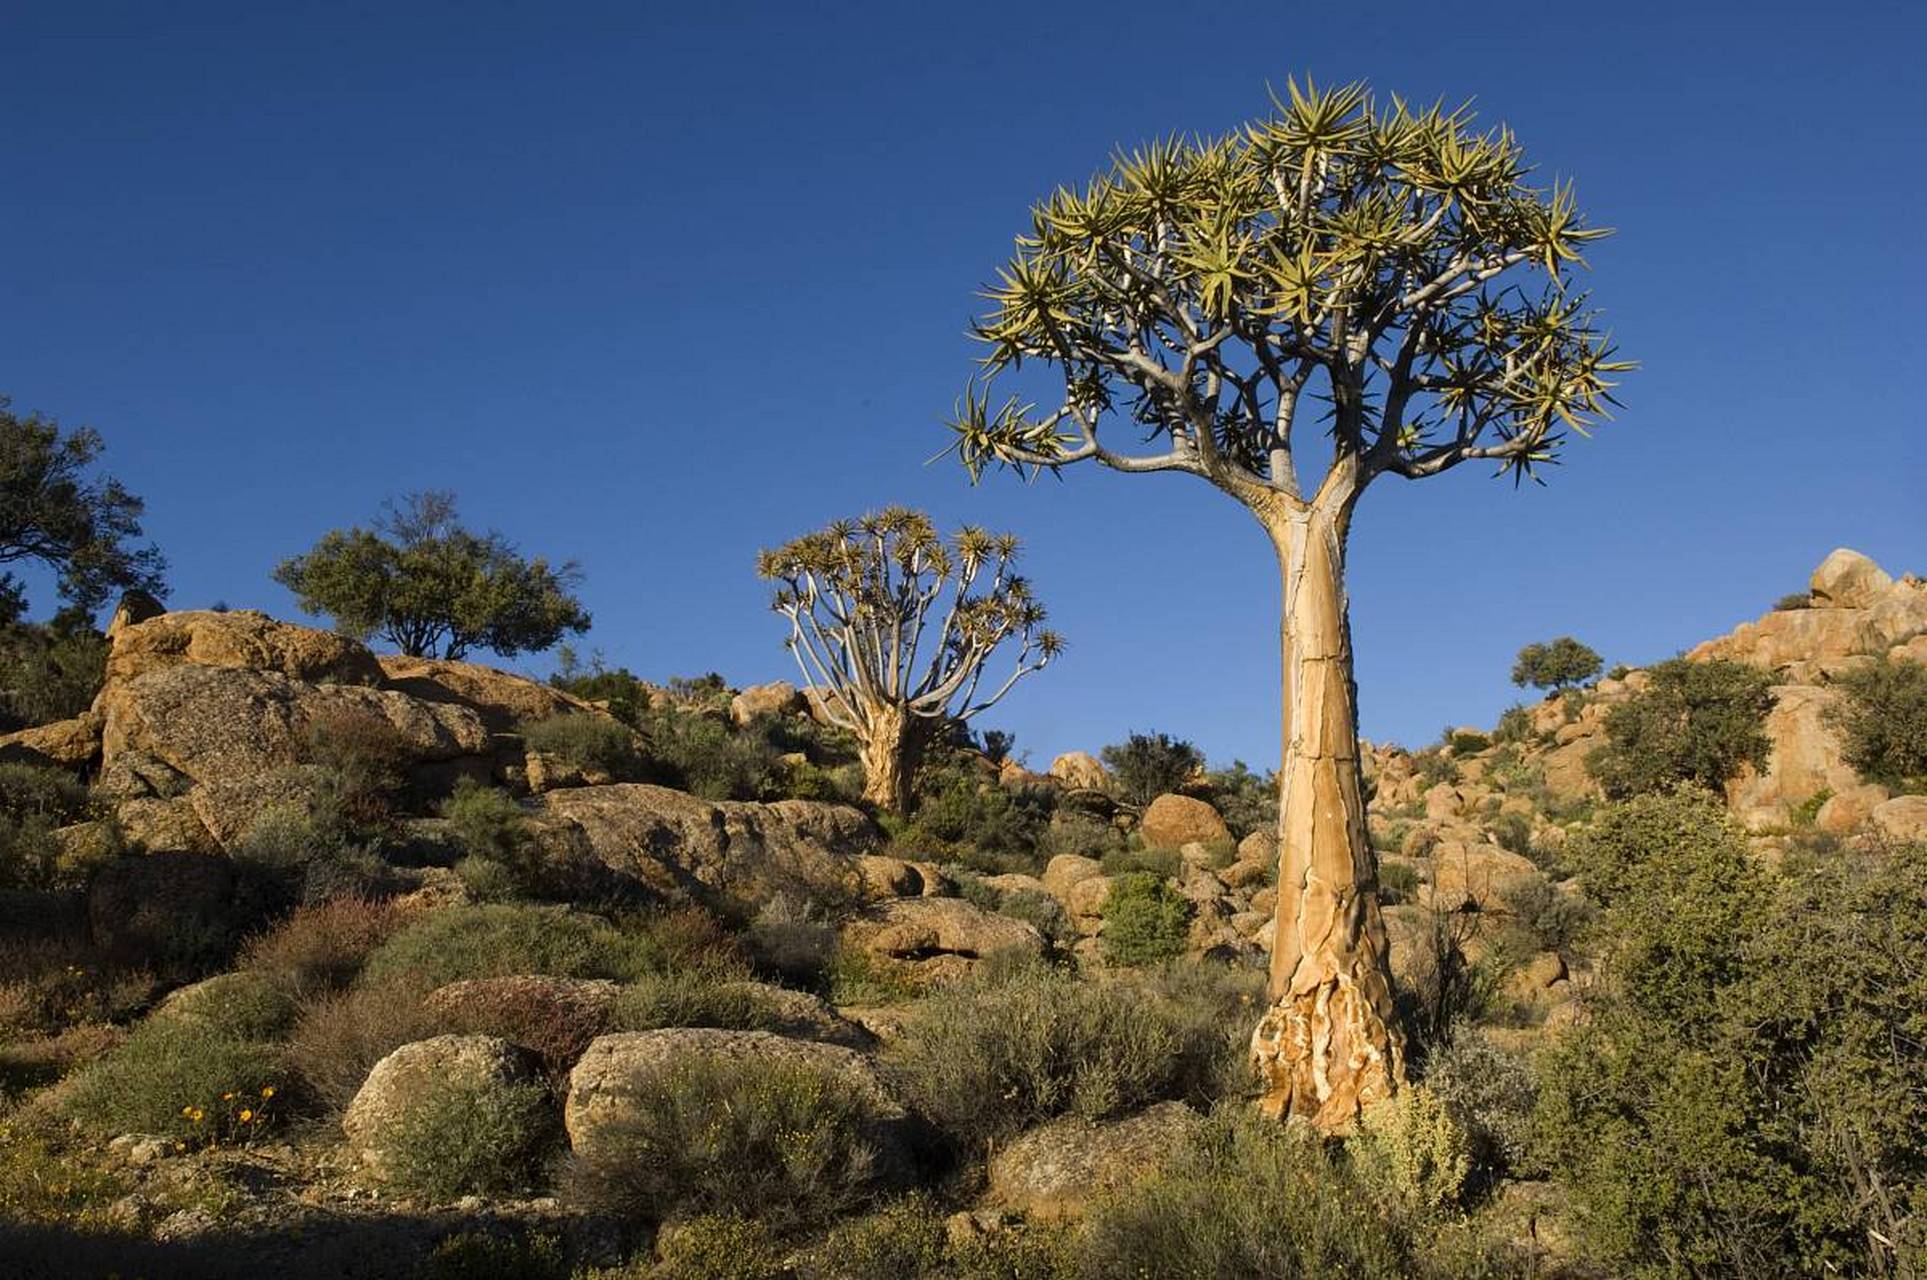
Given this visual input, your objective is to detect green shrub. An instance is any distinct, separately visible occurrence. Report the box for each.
[1774,591,1813,611]
[1827,655,1927,791]
[1206,760,1277,839]
[1586,657,1773,799]
[360,903,660,990]
[996,888,1072,950]
[1097,844,1179,879]
[805,1194,947,1280]
[0,810,100,890]
[898,764,1049,874]
[378,1074,554,1200]
[1349,1085,1471,1215]
[1078,1107,1412,1280]
[0,762,87,824]
[1099,873,1192,966]
[642,706,781,801]
[1378,860,1421,905]
[1421,1033,1539,1181]
[1411,747,1460,788]
[153,970,299,1040]
[230,800,383,907]
[651,1214,788,1280]
[887,959,1247,1148]
[1539,812,1927,1274]
[416,1229,569,1280]
[62,1019,285,1143]
[520,712,640,778]
[1100,731,1203,807]
[0,1121,128,1228]
[610,967,782,1034]
[0,620,107,731]
[299,708,415,833]
[565,1054,896,1231]
[1491,704,1534,745]
[1447,731,1490,756]
[1042,809,1125,860]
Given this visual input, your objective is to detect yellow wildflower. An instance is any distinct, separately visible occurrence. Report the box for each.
[238,1109,254,1123]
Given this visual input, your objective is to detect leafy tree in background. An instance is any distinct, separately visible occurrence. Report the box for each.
[1100,731,1205,807]
[757,507,1061,813]
[274,491,590,661]
[1510,636,1602,692]
[1827,656,1927,792]
[0,398,167,621]
[1586,658,1772,800]
[945,79,1627,1126]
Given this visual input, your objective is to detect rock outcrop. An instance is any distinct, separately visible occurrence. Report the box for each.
[1138,794,1231,850]
[838,897,1046,986]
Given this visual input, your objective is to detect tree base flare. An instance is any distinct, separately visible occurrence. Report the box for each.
[1250,975,1401,1131]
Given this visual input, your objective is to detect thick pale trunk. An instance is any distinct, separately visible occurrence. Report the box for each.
[1249,500,1404,1129]
[858,704,921,815]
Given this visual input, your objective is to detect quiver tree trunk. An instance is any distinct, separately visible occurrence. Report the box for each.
[857,703,926,815]
[1250,499,1405,1129]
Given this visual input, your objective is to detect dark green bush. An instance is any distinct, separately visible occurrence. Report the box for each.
[360,904,659,990]
[564,1053,896,1232]
[1447,731,1490,756]
[230,800,384,908]
[61,1018,286,1143]
[887,959,1248,1149]
[0,620,107,731]
[1097,845,1180,879]
[1491,704,1534,745]
[378,1074,555,1201]
[1827,655,1927,791]
[0,762,93,889]
[416,1230,569,1280]
[1042,808,1125,860]
[1586,657,1773,799]
[520,712,641,778]
[898,760,1050,874]
[1100,731,1204,807]
[1539,802,1927,1275]
[1496,876,1594,955]
[0,762,87,823]
[1099,873,1192,966]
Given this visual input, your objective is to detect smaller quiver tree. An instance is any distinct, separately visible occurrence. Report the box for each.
[757,507,1061,813]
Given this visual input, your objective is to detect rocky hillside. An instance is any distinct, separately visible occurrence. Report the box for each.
[0,548,1920,1279]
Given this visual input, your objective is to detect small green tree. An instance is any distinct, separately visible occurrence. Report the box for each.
[943,79,1627,1127]
[757,507,1061,813]
[274,491,590,660]
[1586,658,1773,800]
[1101,731,1205,807]
[0,398,167,620]
[1510,636,1602,692]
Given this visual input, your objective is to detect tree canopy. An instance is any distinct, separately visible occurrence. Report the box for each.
[1511,636,1602,691]
[0,398,167,621]
[946,78,1628,508]
[274,491,590,660]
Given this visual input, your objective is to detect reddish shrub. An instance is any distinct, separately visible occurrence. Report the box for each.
[239,896,407,997]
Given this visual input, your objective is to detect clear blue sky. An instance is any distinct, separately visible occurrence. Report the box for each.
[4,0,1922,766]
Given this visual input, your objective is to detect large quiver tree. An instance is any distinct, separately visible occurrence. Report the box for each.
[757,507,1061,813]
[947,79,1627,1128]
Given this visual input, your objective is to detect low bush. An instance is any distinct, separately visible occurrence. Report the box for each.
[1042,809,1125,860]
[427,982,617,1081]
[642,706,781,801]
[1349,1085,1471,1216]
[1206,760,1277,839]
[61,1018,286,1144]
[359,903,660,990]
[238,895,407,997]
[0,618,107,732]
[1496,876,1595,955]
[417,1229,570,1280]
[649,1214,788,1280]
[1420,1032,1539,1181]
[1491,704,1534,745]
[565,1053,896,1232]
[1827,655,1927,791]
[805,1194,947,1279]
[520,713,641,778]
[1378,860,1421,905]
[0,1121,127,1229]
[1099,873,1192,966]
[154,970,299,1040]
[0,763,88,825]
[230,801,384,908]
[378,1074,555,1201]
[1078,1107,1411,1279]
[1586,657,1773,799]
[887,959,1247,1149]
[1447,731,1490,756]
[1097,844,1179,879]
[299,708,415,833]
[897,766,1049,875]
[0,763,96,891]
[610,967,781,1035]
[1774,591,1813,610]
